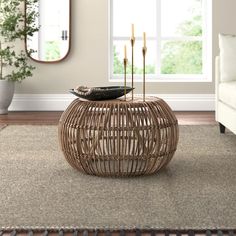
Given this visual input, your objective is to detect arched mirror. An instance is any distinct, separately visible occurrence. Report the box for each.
[25,0,71,63]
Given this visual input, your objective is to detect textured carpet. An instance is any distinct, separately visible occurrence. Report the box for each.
[0,125,236,230]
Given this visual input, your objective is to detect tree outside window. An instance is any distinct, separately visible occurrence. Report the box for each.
[112,0,209,79]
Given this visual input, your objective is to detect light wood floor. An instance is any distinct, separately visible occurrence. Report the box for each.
[0,111,216,125]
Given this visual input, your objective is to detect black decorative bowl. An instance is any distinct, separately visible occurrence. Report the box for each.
[69,86,134,101]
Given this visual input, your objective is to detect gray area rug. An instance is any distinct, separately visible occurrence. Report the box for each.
[0,125,236,230]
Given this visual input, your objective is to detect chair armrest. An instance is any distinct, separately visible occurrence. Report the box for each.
[215,56,220,85]
[215,56,220,119]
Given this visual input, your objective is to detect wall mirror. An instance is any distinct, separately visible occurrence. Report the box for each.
[25,0,71,63]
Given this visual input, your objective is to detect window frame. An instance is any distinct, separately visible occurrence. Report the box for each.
[109,0,212,82]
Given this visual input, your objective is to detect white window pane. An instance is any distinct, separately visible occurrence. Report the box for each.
[113,0,156,37]
[113,40,156,75]
[161,0,203,37]
[161,40,203,74]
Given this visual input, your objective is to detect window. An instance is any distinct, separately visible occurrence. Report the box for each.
[110,0,212,82]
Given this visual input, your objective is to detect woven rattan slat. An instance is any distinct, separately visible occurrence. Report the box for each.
[59,96,179,177]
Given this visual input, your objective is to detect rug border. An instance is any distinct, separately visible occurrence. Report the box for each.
[1,228,236,234]
[1,226,236,231]
[0,124,7,131]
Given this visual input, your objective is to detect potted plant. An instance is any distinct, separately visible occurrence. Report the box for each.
[0,0,38,114]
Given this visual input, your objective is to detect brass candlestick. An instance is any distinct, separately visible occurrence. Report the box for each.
[123,58,128,101]
[131,37,135,100]
[142,47,147,102]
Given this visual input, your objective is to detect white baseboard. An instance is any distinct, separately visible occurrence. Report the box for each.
[9,94,215,111]
[9,94,74,112]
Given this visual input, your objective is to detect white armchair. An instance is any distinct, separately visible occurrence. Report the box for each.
[216,34,236,134]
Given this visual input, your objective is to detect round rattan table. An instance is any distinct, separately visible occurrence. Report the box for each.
[58,96,179,177]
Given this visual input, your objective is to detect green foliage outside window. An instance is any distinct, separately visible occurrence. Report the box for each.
[162,4,203,74]
[161,41,202,74]
[45,41,60,61]
[113,46,155,74]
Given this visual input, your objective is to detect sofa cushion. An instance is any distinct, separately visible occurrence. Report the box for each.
[219,34,236,82]
[219,81,236,109]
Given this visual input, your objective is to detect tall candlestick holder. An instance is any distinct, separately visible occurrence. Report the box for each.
[142,46,147,102]
[123,58,128,101]
[130,37,135,100]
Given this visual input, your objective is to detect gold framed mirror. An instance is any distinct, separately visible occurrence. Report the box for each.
[25,0,71,63]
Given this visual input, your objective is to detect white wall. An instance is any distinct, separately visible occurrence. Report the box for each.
[10,0,236,110]
[16,0,110,94]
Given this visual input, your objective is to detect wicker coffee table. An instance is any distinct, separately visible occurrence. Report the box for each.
[58,96,179,177]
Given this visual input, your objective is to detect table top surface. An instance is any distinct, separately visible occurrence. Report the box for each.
[76,95,163,104]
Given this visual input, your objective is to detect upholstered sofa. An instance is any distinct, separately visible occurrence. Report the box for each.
[215,34,236,134]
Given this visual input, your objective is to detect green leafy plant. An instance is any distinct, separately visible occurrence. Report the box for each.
[0,0,39,82]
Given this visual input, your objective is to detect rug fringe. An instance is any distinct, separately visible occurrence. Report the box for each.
[0,228,236,235]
